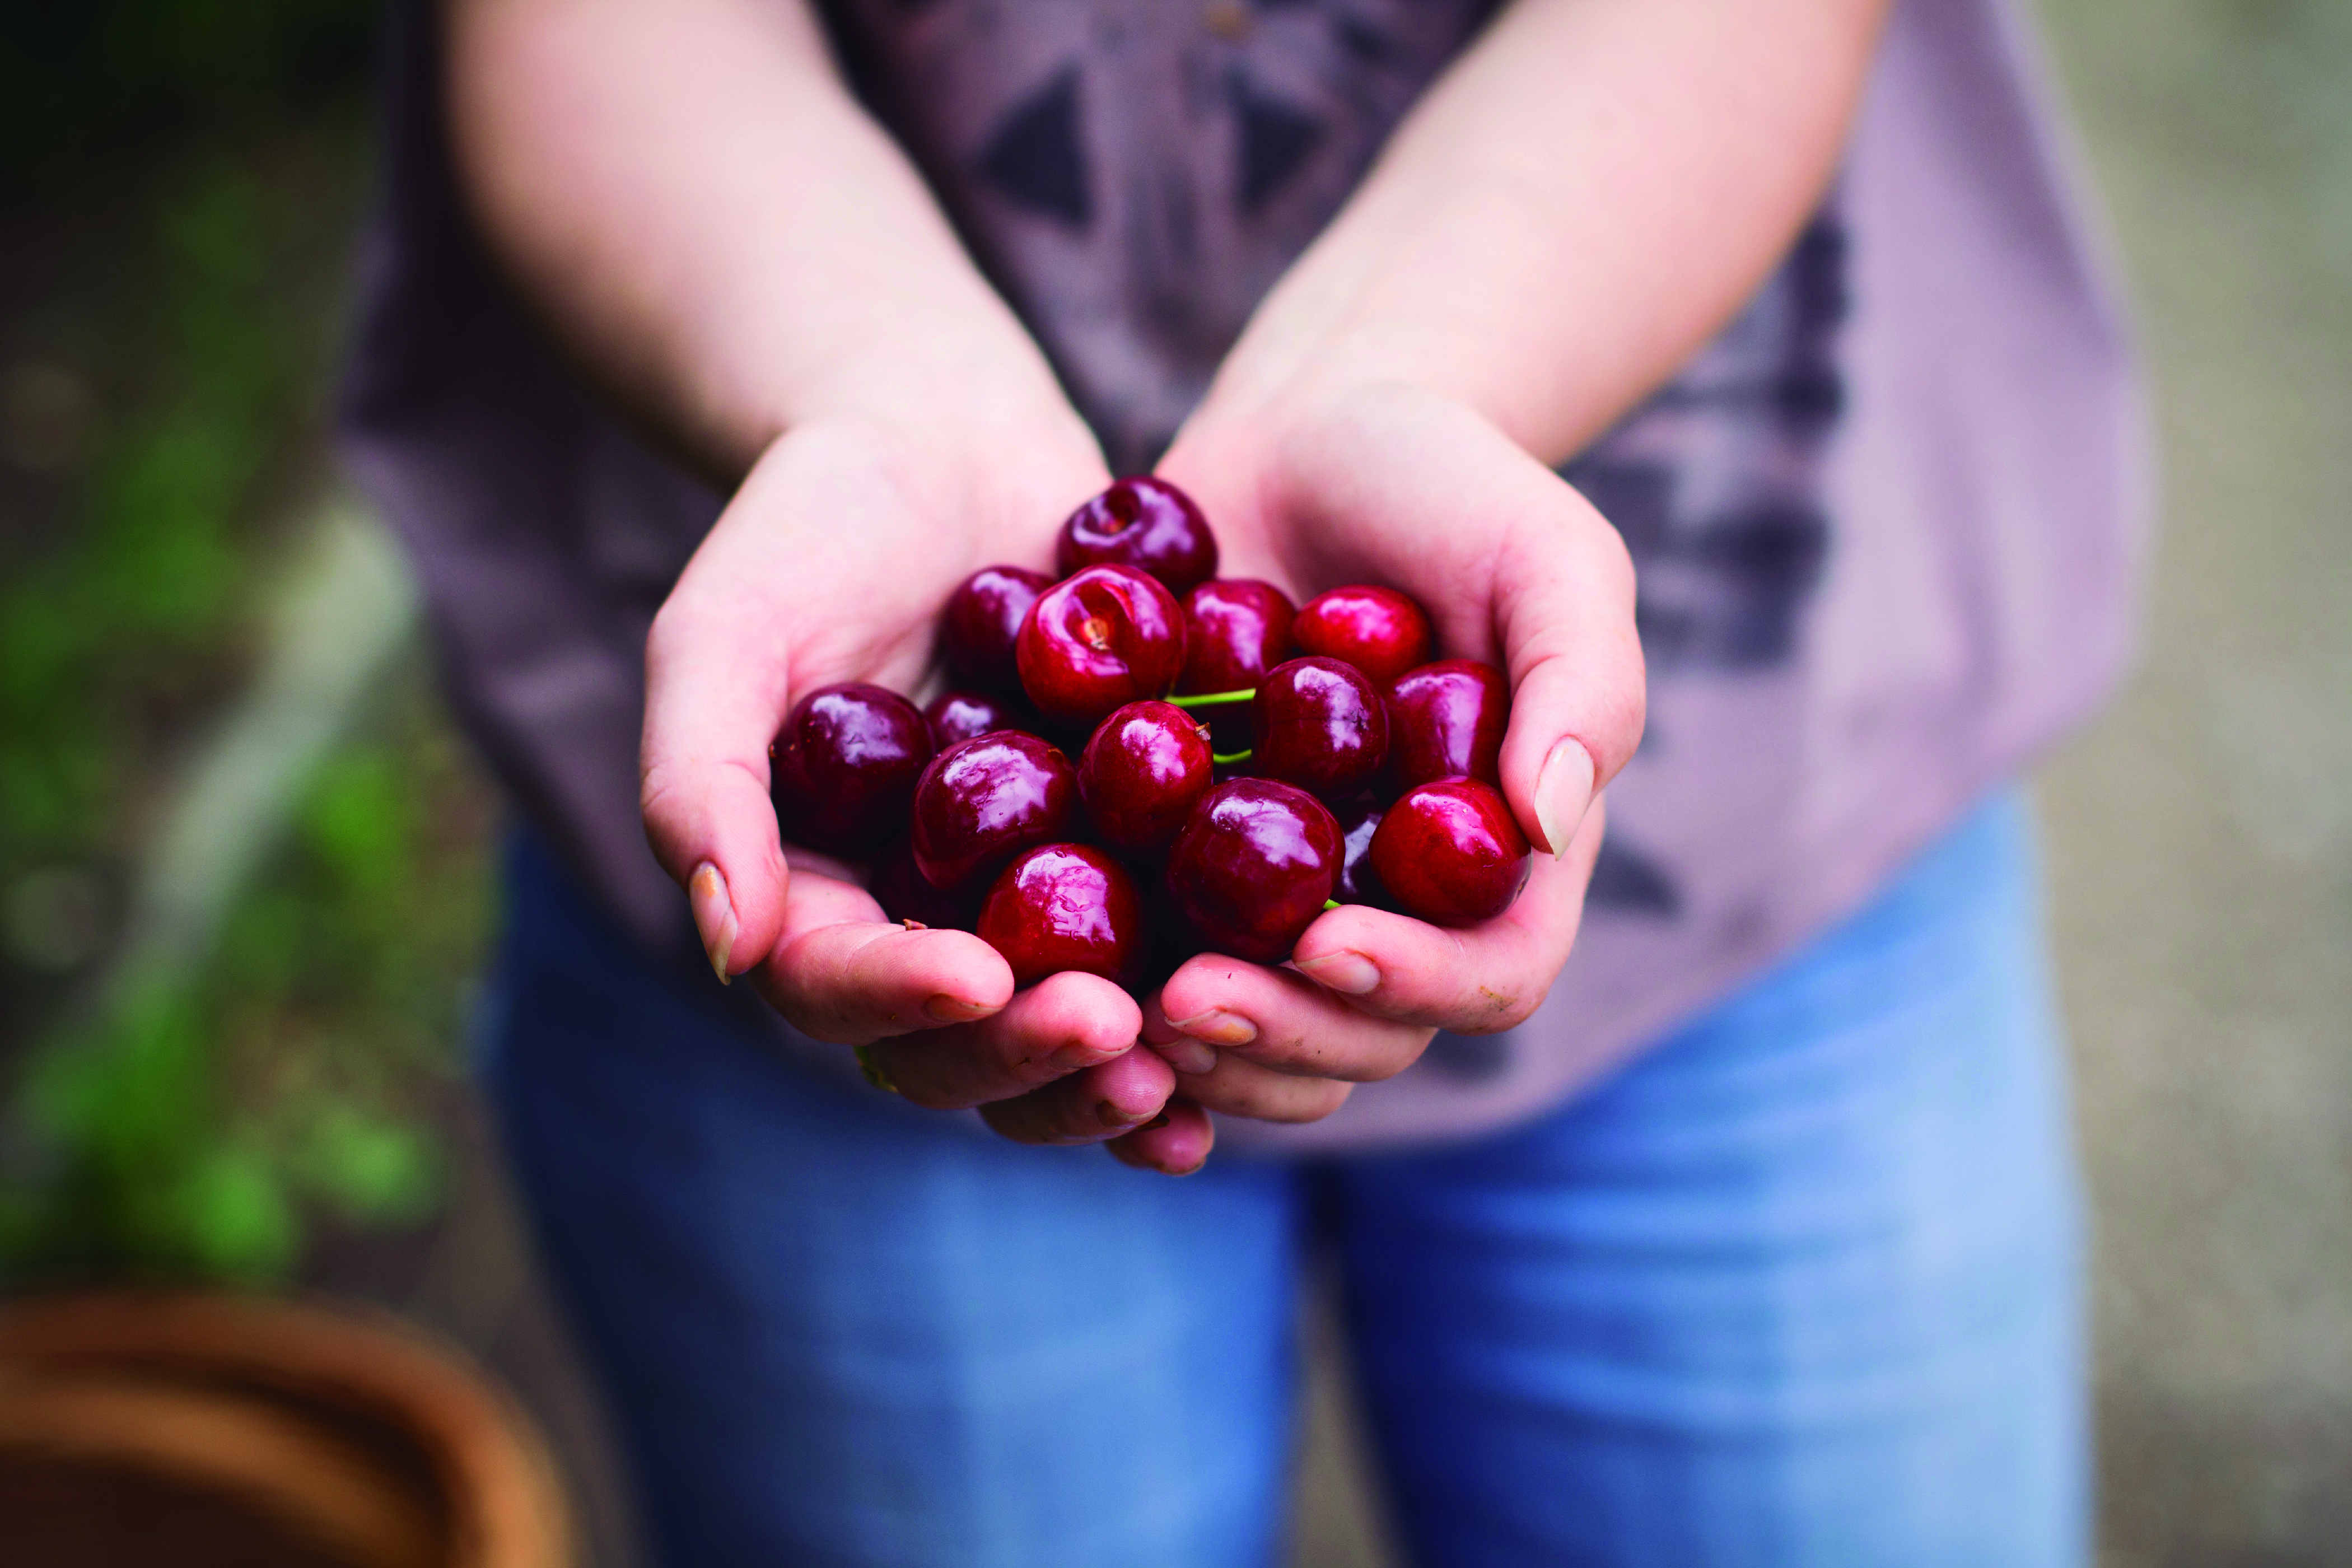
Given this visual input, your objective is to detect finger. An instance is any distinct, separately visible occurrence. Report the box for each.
[1147,960,1432,1083]
[640,456,806,981]
[749,869,1014,1046]
[869,971,1142,1110]
[1289,798,1607,1033]
[1108,1099,1216,1176]
[979,1047,1175,1146]
[1159,1051,1354,1124]
[1491,464,1645,857]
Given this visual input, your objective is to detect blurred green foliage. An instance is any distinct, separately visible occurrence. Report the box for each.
[1,3,493,1285]
[0,0,377,193]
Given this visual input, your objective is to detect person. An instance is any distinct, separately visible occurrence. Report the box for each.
[342,0,2145,1561]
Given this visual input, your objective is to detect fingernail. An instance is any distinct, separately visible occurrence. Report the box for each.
[689,862,736,984]
[923,993,995,1024]
[1156,1038,1219,1075]
[1534,738,1597,860]
[1046,1040,1112,1073]
[1097,1098,1143,1131]
[1166,1007,1257,1047]
[1296,950,1379,996]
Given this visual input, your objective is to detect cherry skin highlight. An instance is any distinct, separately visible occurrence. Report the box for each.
[941,564,1053,695]
[1016,563,1189,725]
[1385,660,1508,792]
[1055,477,1219,597]
[925,688,1029,750]
[1253,656,1390,801]
[978,843,1145,987]
[1369,778,1532,926]
[1294,585,1432,685]
[771,683,934,856]
[1178,578,1296,694]
[910,730,1079,893]
[1079,700,1215,856]
[869,837,975,931]
[1164,777,1342,963]
[1333,799,1389,908]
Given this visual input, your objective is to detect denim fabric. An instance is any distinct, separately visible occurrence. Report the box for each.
[481,790,2083,1568]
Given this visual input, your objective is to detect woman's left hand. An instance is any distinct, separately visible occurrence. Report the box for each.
[1108,381,1643,1173]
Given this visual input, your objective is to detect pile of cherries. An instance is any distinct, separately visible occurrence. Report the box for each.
[772,478,1531,992]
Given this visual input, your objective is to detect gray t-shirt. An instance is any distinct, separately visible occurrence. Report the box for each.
[340,0,2146,1149]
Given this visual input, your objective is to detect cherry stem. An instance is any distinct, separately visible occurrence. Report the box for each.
[1211,748,1253,766]
[1168,688,1255,710]
[1323,899,1341,911]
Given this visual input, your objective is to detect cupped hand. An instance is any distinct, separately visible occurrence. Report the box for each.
[1106,382,1644,1172]
[641,411,1200,1159]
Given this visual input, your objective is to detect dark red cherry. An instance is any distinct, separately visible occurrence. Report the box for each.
[1294,585,1432,685]
[1055,477,1219,597]
[1164,778,1341,963]
[771,683,934,855]
[1079,700,1215,855]
[1369,778,1531,926]
[1016,563,1188,725]
[1385,660,1507,792]
[977,843,1145,987]
[869,837,975,930]
[911,730,1079,892]
[1178,578,1296,694]
[1253,656,1389,801]
[925,688,1029,750]
[942,565,1053,695]
[1333,799,1389,908]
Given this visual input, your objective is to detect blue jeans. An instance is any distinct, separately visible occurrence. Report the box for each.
[482,791,2085,1567]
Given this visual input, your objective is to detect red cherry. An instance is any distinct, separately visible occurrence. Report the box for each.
[1016,563,1188,725]
[869,837,975,930]
[925,688,1030,750]
[1369,778,1530,926]
[1294,585,1432,685]
[1055,477,1219,596]
[911,730,1079,892]
[1253,656,1389,801]
[1164,778,1342,963]
[1333,799,1389,908]
[1079,700,1215,855]
[1384,660,1507,792]
[1178,578,1296,694]
[771,683,933,855]
[942,565,1053,695]
[977,843,1145,987]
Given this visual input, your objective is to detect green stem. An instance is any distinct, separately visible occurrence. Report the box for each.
[1168,688,1255,710]
[1323,899,1342,911]
[1211,748,1253,766]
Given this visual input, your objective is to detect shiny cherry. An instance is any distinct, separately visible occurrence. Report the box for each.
[1055,477,1219,597]
[1293,585,1432,685]
[978,843,1145,987]
[1079,700,1215,855]
[1253,656,1389,801]
[869,838,975,931]
[1369,778,1531,925]
[1333,799,1389,908]
[925,688,1029,750]
[1385,660,1507,792]
[1178,578,1295,694]
[771,683,934,855]
[911,730,1079,892]
[1016,563,1188,725]
[1164,778,1342,963]
[941,564,1053,695]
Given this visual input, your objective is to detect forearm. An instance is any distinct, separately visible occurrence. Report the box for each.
[444,0,1091,488]
[1189,0,1889,464]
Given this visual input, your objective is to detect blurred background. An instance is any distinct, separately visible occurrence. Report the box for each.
[0,1,2344,1564]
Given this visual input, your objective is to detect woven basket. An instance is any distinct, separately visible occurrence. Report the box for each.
[0,1291,575,1568]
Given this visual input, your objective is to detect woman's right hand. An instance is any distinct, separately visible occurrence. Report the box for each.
[637,410,1204,1169]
